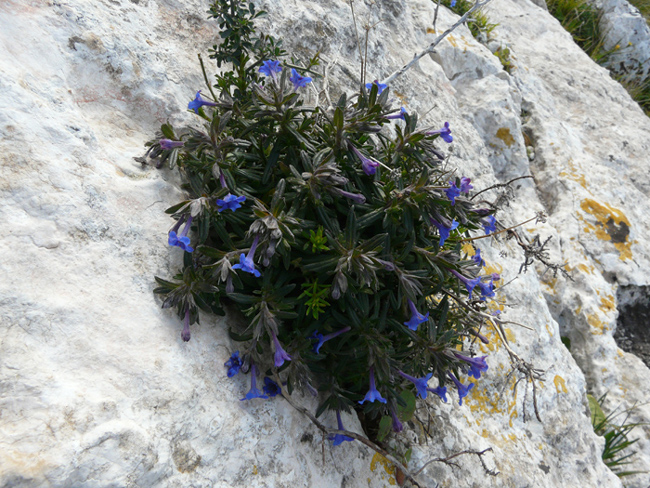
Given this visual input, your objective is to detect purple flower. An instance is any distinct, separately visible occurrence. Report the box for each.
[475,332,490,344]
[216,193,246,213]
[359,367,387,404]
[427,385,448,403]
[454,352,489,379]
[263,377,281,397]
[271,330,291,367]
[232,235,261,277]
[386,107,407,120]
[404,299,429,331]
[168,215,194,253]
[449,269,481,299]
[430,218,459,247]
[311,326,351,354]
[225,351,242,377]
[472,248,485,267]
[460,177,473,193]
[331,410,354,446]
[445,182,461,205]
[349,144,381,176]
[390,405,403,432]
[482,215,497,235]
[181,306,191,342]
[332,187,366,204]
[241,364,268,401]
[426,122,453,143]
[448,372,475,406]
[451,0,457,7]
[160,139,184,150]
[365,80,388,94]
[398,370,433,399]
[289,68,312,88]
[188,90,218,114]
[259,60,282,77]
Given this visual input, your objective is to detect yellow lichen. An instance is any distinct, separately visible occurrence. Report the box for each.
[586,312,607,335]
[553,375,567,394]
[495,127,515,147]
[370,453,397,486]
[578,199,633,261]
[558,158,587,188]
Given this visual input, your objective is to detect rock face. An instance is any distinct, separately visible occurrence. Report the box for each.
[1,0,649,487]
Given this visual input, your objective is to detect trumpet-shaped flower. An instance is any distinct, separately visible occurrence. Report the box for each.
[160,139,184,150]
[332,187,366,204]
[241,364,268,401]
[263,377,281,397]
[453,352,489,379]
[460,177,473,193]
[427,385,448,403]
[349,144,381,176]
[188,90,217,114]
[359,367,387,404]
[168,215,194,253]
[448,372,474,406]
[430,218,459,247]
[232,235,261,277]
[259,60,282,77]
[271,330,291,367]
[216,193,246,213]
[404,299,429,331]
[311,326,351,354]
[289,68,312,88]
[224,351,242,377]
[386,107,407,120]
[397,370,433,399]
[478,279,496,300]
[331,410,354,446]
[445,182,461,205]
[449,269,481,299]
[472,248,485,267]
[482,215,497,235]
[390,405,403,432]
[426,121,453,143]
[365,80,388,94]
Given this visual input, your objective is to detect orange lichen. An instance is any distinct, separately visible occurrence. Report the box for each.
[496,127,515,147]
[578,199,633,261]
[370,453,397,486]
[558,159,587,188]
[553,375,567,394]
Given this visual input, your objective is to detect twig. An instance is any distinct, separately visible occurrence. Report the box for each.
[198,54,218,102]
[381,0,492,86]
[470,175,533,200]
[459,214,540,243]
[412,448,498,477]
[348,0,365,89]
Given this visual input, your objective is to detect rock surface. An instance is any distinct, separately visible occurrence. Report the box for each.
[1,0,649,487]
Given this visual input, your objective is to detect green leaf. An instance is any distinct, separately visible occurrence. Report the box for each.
[397,390,416,422]
[377,415,392,442]
[588,394,607,428]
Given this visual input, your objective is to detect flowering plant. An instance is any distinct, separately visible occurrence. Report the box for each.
[146,0,504,451]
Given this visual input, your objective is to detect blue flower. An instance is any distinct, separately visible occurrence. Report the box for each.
[331,410,354,446]
[482,215,497,235]
[448,372,475,406]
[311,326,351,354]
[289,68,312,88]
[478,279,496,300]
[259,60,282,77]
[365,80,388,94]
[241,364,268,401]
[262,377,281,397]
[390,405,403,432]
[359,367,387,404]
[168,215,194,253]
[472,248,485,267]
[225,351,242,377]
[445,181,461,205]
[188,90,217,114]
[460,177,473,193]
[232,235,261,277]
[332,188,366,204]
[386,107,407,120]
[426,121,453,143]
[430,218,459,247]
[427,386,448,403]
[216,193,246,213]
[451,0,457,7]
[271,330,292,367]
[454,352,489,379]
[349,144,381,176]
[404,299,429,331]
[398,370,433,399]
[449,269,481,299]
[181,306,191,342]
[160,139,184,150]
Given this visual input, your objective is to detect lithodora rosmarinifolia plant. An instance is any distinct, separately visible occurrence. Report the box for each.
[147,0,502,446]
